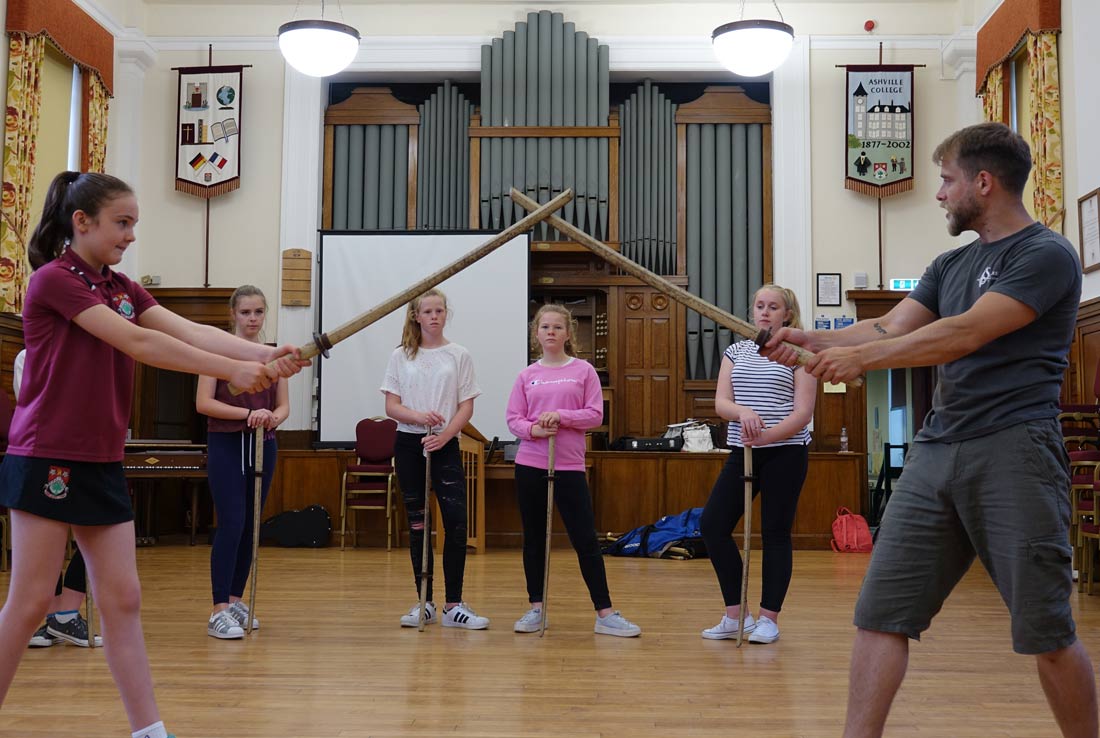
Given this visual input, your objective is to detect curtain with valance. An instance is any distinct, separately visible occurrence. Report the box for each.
[1027,31,1063,231]
[82,73,110,173]
[981,65,1004,123]
[0,33,46,312]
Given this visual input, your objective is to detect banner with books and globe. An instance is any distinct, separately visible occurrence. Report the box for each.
[174,65,244,198]
[844,65,916,198]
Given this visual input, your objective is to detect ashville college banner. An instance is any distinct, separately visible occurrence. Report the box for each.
[174,65,244,198]
[844,65,916,198]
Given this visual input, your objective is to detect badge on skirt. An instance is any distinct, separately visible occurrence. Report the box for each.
[44,465,71,500]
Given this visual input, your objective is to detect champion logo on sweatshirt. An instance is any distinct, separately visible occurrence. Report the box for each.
[529,377,580,386]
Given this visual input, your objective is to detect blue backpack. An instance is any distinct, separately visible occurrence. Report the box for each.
[602,508,708,560]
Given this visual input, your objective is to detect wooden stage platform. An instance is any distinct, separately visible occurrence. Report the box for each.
[2,546,1098,737]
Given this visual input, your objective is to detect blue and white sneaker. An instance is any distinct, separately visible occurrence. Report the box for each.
[442,602,489,630]
[207,610,244,640]
[227,601,259,630]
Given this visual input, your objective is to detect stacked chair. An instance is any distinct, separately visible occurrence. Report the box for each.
[1060,370,1100,593]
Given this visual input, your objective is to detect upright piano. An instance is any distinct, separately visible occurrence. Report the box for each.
[123,439,207,545]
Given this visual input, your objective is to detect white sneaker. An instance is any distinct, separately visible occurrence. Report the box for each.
[748,615,780,643]
[227,601,259,630]
[701,613,756,640]
[442,602,490,630]
[400,602,436,627]
[513,607,544,633]
[594,610,641,637]
[207,610,244,640]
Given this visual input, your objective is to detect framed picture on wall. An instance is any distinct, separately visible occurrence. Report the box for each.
[817,273,842,306]
[1080,188,1100,274]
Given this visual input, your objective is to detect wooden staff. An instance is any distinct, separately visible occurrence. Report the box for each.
[230,190,574,395]
[737,445,753,648]
[508,188,863,387]
[417,433,433,632]
[540,436,556,638]
[247,427,264,635]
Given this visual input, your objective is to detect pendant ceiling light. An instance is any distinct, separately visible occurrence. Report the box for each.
[712,0,795,78]
[278,1,361,78]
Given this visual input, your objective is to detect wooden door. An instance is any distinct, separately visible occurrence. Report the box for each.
[615,286,681,437]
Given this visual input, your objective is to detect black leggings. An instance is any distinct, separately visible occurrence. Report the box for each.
[515,464,611,611]
[394,432,467,604]
[55,548,86,596]
[700,444,808,613]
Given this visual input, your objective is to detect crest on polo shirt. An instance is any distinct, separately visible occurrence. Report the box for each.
[113,293,135,319]
[44,465,71,500]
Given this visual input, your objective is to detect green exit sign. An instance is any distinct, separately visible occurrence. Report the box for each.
[890,278,920,290]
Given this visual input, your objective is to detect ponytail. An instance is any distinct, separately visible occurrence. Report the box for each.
[27,171,134,271]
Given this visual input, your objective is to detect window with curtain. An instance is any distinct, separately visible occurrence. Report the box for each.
[26,45,82,233]
[1009,49,1038,221]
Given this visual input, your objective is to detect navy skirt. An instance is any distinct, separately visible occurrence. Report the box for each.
[0,454,133,526]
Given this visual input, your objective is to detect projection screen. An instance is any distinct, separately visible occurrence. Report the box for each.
[317,232,529,445]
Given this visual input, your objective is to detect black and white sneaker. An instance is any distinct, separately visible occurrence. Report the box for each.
[442,602,490,630]
[28,624,58,648]
[400,602,436,627]
[46,614,102,647]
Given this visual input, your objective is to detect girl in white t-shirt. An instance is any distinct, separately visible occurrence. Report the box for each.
[381,288,489,630]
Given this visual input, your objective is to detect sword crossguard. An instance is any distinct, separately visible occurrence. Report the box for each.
[313,331,333,359]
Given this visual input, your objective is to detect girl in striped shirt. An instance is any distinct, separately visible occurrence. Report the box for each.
[699,284,817,644]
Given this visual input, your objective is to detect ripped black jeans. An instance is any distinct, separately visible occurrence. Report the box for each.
[394,431,468,603]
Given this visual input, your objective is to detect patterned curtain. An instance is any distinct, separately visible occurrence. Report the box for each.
[1,32,46,313]
[1027,31,1063,232]
[81,72,109,173]
[981,64,1004,123]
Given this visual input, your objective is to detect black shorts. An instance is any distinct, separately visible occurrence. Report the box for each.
[0,454,133,526]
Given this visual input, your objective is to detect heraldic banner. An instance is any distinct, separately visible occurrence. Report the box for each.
[174,65,244,198]
[844,65,916,198]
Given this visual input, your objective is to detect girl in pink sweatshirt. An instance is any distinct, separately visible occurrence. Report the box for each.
[505,304,641,637]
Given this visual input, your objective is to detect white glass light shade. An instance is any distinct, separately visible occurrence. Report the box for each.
[712,20,795,77]
[278,20,361,77]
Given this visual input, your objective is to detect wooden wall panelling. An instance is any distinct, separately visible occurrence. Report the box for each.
[591,453,664,535]
[133,288,234,439]
[0,313,24,408]
[590,451,863,549]
[1070,296,1100,403]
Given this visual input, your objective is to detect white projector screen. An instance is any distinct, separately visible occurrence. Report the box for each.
[317,232,529,445]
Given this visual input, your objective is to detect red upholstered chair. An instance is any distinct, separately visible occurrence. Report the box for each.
[340,417,399,550]
[0,387,15,572]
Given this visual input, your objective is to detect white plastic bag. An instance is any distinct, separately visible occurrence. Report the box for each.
[681,423,714,452]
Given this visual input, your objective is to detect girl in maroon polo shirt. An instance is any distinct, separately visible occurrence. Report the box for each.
[196,285,288,640]
[0,171,307,738]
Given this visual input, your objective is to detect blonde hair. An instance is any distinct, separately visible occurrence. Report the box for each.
[530,304,579,357]
[753,283,803,330]
[228,284,267,340]
[401,288,448,359]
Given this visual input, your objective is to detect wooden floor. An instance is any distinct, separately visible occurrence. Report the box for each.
[1,545,1099,737]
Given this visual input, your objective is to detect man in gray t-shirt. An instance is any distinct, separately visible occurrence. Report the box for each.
[764,123,1096,738]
